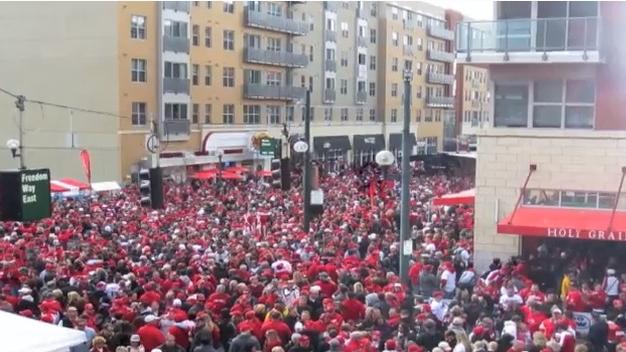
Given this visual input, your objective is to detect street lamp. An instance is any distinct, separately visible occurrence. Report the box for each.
[216,149,224,191]
[5,139,23,170]
[375,150,395,180]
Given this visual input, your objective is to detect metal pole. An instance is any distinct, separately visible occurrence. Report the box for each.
[400,73,412,284]
[16,95,26,170]
[303,90,312,233]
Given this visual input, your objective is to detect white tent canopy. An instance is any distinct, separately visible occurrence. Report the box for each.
[0,311,87,352]
[91,181,121,192]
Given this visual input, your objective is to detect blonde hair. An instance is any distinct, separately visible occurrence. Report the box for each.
[92,336,106,346]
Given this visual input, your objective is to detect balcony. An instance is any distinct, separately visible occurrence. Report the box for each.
[357,7,366,20]
[403,45,414,57]
[244,84,306,101]
[403,19,415,30]
[356,90,367,104]
[245,10,308,35]
[427,49,455,62]
[357,36,368,48]
[324,59,337,72]
[428,25,454,41]
[163,36,189,54]
[244,48,308,68]
[324,30,337,42]
[162,1,190,13]
[426,95,454,108]
[324,89,336,103]
[324,1,337,12]
[163,77,190,94]
[456,17,601,63]
[426,72,455,85]
[163,119,190,136]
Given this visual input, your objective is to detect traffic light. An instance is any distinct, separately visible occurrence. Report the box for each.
[138,167,164,209]
[271,159,282,189]
[280,158,291,191]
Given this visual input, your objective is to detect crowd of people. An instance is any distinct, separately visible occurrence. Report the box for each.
[0,162,625,352]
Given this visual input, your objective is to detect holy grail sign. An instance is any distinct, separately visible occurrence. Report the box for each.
[547,227,626,242]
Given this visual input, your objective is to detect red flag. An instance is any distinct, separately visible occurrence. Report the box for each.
[369,179,378,207]
[79,149,92,186]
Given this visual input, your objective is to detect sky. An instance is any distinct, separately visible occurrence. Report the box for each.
[421,0,495,20]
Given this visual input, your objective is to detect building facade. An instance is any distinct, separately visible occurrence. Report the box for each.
[457,1,626,270]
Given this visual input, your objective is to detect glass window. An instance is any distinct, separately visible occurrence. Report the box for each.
[533,106,562,128]
[192,25,199,46]
[204,65,212,86]
[341,108,348,121]
[131,15,146,39]
[561,191,598,208]
[192,64,199,85]
[494,84,528,127]
[268,106,281,124]
[523,189,559,206]
[356,108,363,121]
[223,0,234,13]
[222,104,234,124]
[370,29,376,43]
[391,109,397,122]
[534,80,562,103]
[223,30,235,50]
[192,103,199,123]
[369,109,376,121]
[205,27,212,47]
[565,106,594,128]
[131,58,147,82]
[243,105,261,124]
[131,102,146,125]
[599,192,616,209]
[369,82,376,96]
[204,104,212,124]
[566,80,595,103]
[223,67,235,87]
[369,55,376,70]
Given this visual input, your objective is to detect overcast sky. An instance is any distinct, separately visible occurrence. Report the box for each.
[421,0,495,20]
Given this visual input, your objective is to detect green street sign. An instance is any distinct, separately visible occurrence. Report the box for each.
[20,169,52,221]
[260,138,276,157]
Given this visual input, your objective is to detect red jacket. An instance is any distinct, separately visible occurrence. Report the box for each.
[341,298,365,322]
[260,320,292,344]
[168,325,190,349]
[137,324,165,352]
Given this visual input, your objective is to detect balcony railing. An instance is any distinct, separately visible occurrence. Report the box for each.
[163,119,190,136]
[324,59,337,72]
[427,49,455,62]
[426,72,455,85]
[244,84,306,101]
[324,89,336,103]
[244,48,308,68]
[428,25,454,41]
[324,30,337,42]
[403,19,415,30]
[162,1,189,12]
[403,45,414,56]
[245,10,308,35]
[456,17,599,54]
[163,36,189,54]
[357,36,368,47]
[163,77,190,94]
[356,90,367,104]
[426,95,454,108]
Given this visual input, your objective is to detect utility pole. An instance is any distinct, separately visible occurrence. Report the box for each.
[303,90,312,233]
[400,71,412,284]
[15,95,26,170]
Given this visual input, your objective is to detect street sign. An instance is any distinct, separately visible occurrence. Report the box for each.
[260,138,276,157]
[0,168,52,221]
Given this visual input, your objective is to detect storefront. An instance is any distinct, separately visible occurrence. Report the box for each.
[388,133,417,162]
[313,135,351,166]
[352,134,385,167]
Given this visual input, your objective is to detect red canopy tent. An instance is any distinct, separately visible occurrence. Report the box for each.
[432,188,475,206]
[191,169,218,180]
[224,166,249,174]
[50,178,91,193]
[220,171,243,180]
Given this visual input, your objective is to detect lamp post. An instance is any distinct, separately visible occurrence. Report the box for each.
[399,69,413,285]
[302,90,312,233]
[375,150,395,180]
[216,149,224,191]
[5,139,24,170]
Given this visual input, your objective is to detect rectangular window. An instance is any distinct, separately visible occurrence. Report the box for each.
[369,109,376,121]
[164,103,188,120]
[131,15,146,39]
[565,79,595,128]
[392,7,398,20]
[425,109,433,122]
[267,3,282,16]
[404,60,412,72]
[426,137,438,154]
[267,37,282,52]
[204,104,212,124]
[223,0,234,13]
[245,34,261,49]
[243,105,261,124]
[223,67,235,87]
[192,25,199,46]
[392,32,398,46]
[324,108,333,121]
[369,55,376,70]
[391,83,398,97]
[392,57,398,72]
[286,106,294,122]
[340,79,347,95]
[205,27,212,47]
[309,76,314,92]
[223,30,234,50]
[416,85,422,98]
[131,102,146,125]
[268,106,281,124]
[164,61,187,79]
[356,108,364,121]
[204,65,212,86]
[416,109,422,122]
[391,109,397,122]
[533,80,562,128]
[341,108,348,121]
[494,83,528,127]
[266,71,282,86]
[341,51,348,67]
[164,20,187,38]
[370,3,377,17]
[370,29,376,43]
[358,53,366,65]
[192,103,199,123]
[325,48,335,60]
[244,69,261,84]
[222,104,234,124]
[192,64,199,85]
[416,62,422,75]
[369,82,376,96]
[341,22,349,37]
[309,46,314,62]
[131,58,146,82]
[207,1,212,8]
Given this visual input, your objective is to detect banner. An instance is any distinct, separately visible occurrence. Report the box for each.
[573,311,592,336]
[79,149,92,185]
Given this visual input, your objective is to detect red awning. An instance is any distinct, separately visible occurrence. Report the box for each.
[432,188,475,206]
[220,171,243,180]
[191,170,218,180]
[224,166,249,174]
[497,207,626,242]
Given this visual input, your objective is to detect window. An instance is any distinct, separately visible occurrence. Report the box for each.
[341,22,349,37]
[131,102,146,125]
[164,103,188,120]
[340,52,348,67]
[309,46,314,62]
[204,65,212,86]
[325,77,335,90]
[164,61,187,79]
[245,69,261,84]
[369,55,376,70]
[286,106,294,122]
[392,7,398,20]
[326,18,336,31]
[324,108,333,121]
[341,108,348,121]
[243,105,261,124]
[369,109,376,121]
[248,1,261,12]
[267,37,281,52]
[309,76,314,92]
[416,62,422,75]
[392,32,398,46]
[533,80,562,128]
[435,110,441,122]
[223,30,234,50]
[426,137,438,154]
[223,0,234,13]
[223,67,235,87]
[416,109,422,122]
[403,34,413,46]
[565,80,595,128]
[416,85,423,98]
[268,106,281,124]
[222,104,234,124]
[164,20,187,38]
[370,29,376,43]
[192,25,199,46]
[192,64,199,85]
[391,83,398,97]
[391,109,398,122]
[340,79,347,95]
[204,104,212,124]
[370,3,377,17]
[494,83,528,127]
[358,53,366,65]
[267,3,282,16]
[425,109,433,122]
[404,60,412,72]
[131,15,146,39]
[206,1,212,8]
[356,108,364,121]
[300,75,306,88]
[192,104,199,123]
[392,57,398,72]
[205,27,212,47]
[266,71,281,86]
[369,82,376,97]
[325,48,335,60]
[131,58,146,82]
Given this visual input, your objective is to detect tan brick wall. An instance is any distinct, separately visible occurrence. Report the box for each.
[474,129,626,271]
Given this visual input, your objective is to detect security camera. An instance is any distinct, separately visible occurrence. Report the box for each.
[6,139,19,158]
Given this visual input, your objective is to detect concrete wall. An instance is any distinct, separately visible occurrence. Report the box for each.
[474,128,626,271]
[0,2,120,181]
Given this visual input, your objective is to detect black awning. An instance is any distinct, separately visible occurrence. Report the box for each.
[353,134,385,153]
[389,133,417,151]
[313,135,351,153]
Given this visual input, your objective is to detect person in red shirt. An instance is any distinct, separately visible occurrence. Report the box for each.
[539,307,564,340]
[341,292,366,322]
[137,315,165,352]
[238,310,263,340]
[314,272,337,298]
[320,298,344,328]
[521,300,549,334]
[565,283,589,312]
[589,283,608,310]
[260,310,292,344]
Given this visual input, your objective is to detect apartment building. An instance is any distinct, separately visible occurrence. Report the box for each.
[457,64,490,150]
[457,1,626,270]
